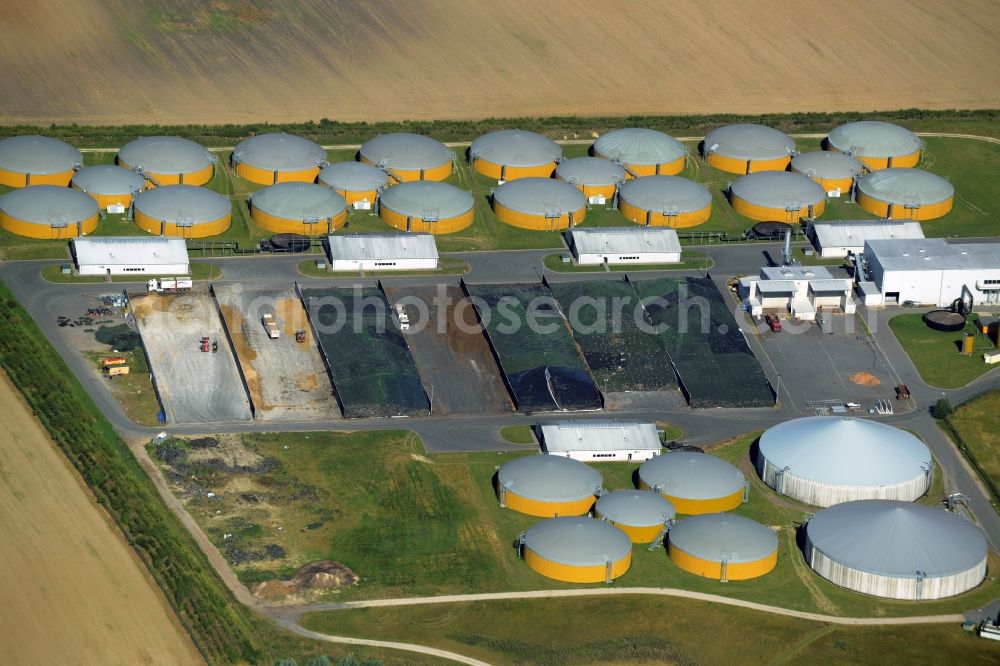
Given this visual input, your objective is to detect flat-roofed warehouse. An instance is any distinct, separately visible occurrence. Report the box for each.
[378,181,473,234]
[617,176,712,228]
[555,157,626,203]
[790,151,864,196]
[701,124,796,175]
[231,133,327,185]
[539,421,662,462]
[810,220,924,258]
[496,455,602,517]
[566,227,681,265]
[325,233,438,272]
[595,490,676,544]
[318,162,389,209]
[756,417,932,507]
[491,178,587,230]
[729,172,827,223]
[0,135,82,188]
[668,514,778,581]
[804,500,987,600]
[358,133,453,182]
[117,136,215,187]
[520,516,631,583]
[855,168,954,220]
[863,238,1000,307]
[71,165,146,211]
[638,451,747,514]
[0,186,98,239]
[469,129,562,181]
[593,128,687,177]
[132,185,231,238]
[826,121,922,170]
[70,236,189,276]
[250,182,347,235]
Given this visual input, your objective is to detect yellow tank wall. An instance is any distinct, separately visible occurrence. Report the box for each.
[360,157,452,183]
[593,155,685,178]
[826,148,921,171]
[524,548,631,583]
[637,479,744,515]
[798,174,854,194]
[493,201,586,231]
[501,489,595,518]
[0,168,76,188]
[251,207,347,236]
[472,158,556,181]
[236,162,321,185]
[731,195,826,223]
[668,543,777,580]
[333,187,379,205]
[856,191,952,220]
[72,186,137,210]
[560,179,617,199]
[599,519,663,544]
[119,160,213,188]
[0,211,98,239]
[618,199,712,228]
[707,153,791,175]
[379,205,473,235]
[134,209,231,238]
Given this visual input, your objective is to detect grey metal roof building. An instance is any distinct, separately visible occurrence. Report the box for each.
[0,135,82,187]
[555,157,627,195]
[566,227,681,266]
[70,236,190,276]
[811,220,924,258]
[756,417,933,507]
[522,516,632,582]
[593,128,687,175]
[539,421,662,461]
[117,137,215,185]
[804,500,988,600]
[618,175,712,226]
[637,452,746,514]
[231,133,327,183]
[325,233,439,271]
[497,455,603,517]
[595,490,676,543]
[790,151,864,191]
[358,133,452,181]
[826,121,922,166]
[71,165,146,207]
[318,162,390,201]
[469,130,562,179]
[0,186,98,235]
[701,124,796,174]
[668,513,779,580]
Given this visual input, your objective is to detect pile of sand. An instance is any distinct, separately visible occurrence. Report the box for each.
[849,371,881,386]
[251,560,358,600]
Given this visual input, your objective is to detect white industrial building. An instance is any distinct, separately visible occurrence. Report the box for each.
[539,421,662,462]
[70,236,190,276]
[566,227,681,265]
[739,265,855,321]
[325,233,439,271]
[810,220,924,258]
[862,239,1000,306]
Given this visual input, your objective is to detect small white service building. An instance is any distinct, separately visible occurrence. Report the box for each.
[863,239,1000,306]
[811,220,924,258]
[539,421,662,462]
[739,265,855,321]
[325,233,439,271]
[70,236,190,276]
[566,227,681,265]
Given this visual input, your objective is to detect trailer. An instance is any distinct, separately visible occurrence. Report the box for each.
[394,303,410,330]
[106,365,130,378]
[102,356,127,367]
[147,277,193,293]
[262,313,281,339]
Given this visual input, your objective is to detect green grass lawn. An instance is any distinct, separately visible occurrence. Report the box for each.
[297,256,469,278]
[499,425,537,445]
[83,349,161,426]
[888,314,998,388]
[41,262,220,283]
[543,250,711,273]
[948,390,1000,504]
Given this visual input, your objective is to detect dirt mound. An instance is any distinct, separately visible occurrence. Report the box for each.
[849,371,881,386]
[251,580,294,600]
[290,561,358,590]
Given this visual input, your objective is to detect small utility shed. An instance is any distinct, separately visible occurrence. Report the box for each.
[566,227,681,265]
[539,421,662,462]
[811,220,924,258]
[325,233,438,271]
[70,236,189,276]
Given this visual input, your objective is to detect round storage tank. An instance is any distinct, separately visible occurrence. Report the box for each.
[318,162,389,206]
[358,133,452,182]
[729,172,827,222]
[378,181,473,234]
[618,176,712,228]
[0,135,82,188]
[702,124,795,174]
[593,128,687,177]
[470,130,562,181]
[826,121,922,170]
[496,455,602,517]
[555,157,626,200]
[250,183,348,236]
[668,514,778,581]
[133,185,231,238]
[0,186,98,239]
[637,452,746,514]
[231,133,327,185]
[855,168,954,221]
[756,417,932,507]
[71,165,146,209]
[491,178,587,230]
[118,137,214,187]
[595,490,676,543]
[522,516,632,583]
[804,500,987,600]
[790,151,864,194]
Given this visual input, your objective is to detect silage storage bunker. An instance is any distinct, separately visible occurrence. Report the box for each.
[521,516,632,583]
[133,185,231,238]
[756,416,933,507]
[668,513,778,581]
[555,157,626,202]
[855,168,954,221]
[378,181,473,234]
[729,171,827,223]
[790,151,864,195]
[595,490,676,544]
[826,120,922,170]
[637,451,746,514]
[496,455,602,517]
[469,129,562,181]
[231,133,327,185]
[71,165,146,210]
[593,128,687,177]
[804,500,987,600]
[0,186,99,239]
[318,161,389,208]
[358,133,453,183]
[491,177,587,230]
[0,135,82,188]
[250,182,348,236]
[702,124,796,175]
[118,136,215,187]
[617,175,712,228]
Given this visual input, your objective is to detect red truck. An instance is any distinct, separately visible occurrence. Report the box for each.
[765,314,782,332]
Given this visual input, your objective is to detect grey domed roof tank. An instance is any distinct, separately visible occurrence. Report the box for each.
[826,121,922,168]
[318,161,390,203]
[71,165,147,207]
[728,171,827,222]
[617,175,712,227]
[855,168,954,221]
[593,128,687,176]
[231,133,327,184]
[491,177,588,230]
[117,136,215,186]
[637,451,746,514]
[132,185,231,237]
[250,182,348,234]
[701,124,796,174]
[0,186,98,238]
[377,181,474,234]
[555,157,627,197]
[496,455,602,517]
[790,151,864,191]
[595,490,676,543]
[358,133,453,182]
[0,135,82,187]
[469,129,562,180]
[521,516,632,583]
[668,513,779,580]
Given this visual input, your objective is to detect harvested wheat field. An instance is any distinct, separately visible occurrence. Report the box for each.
[1,1,998,125]
[0,372,202,665]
